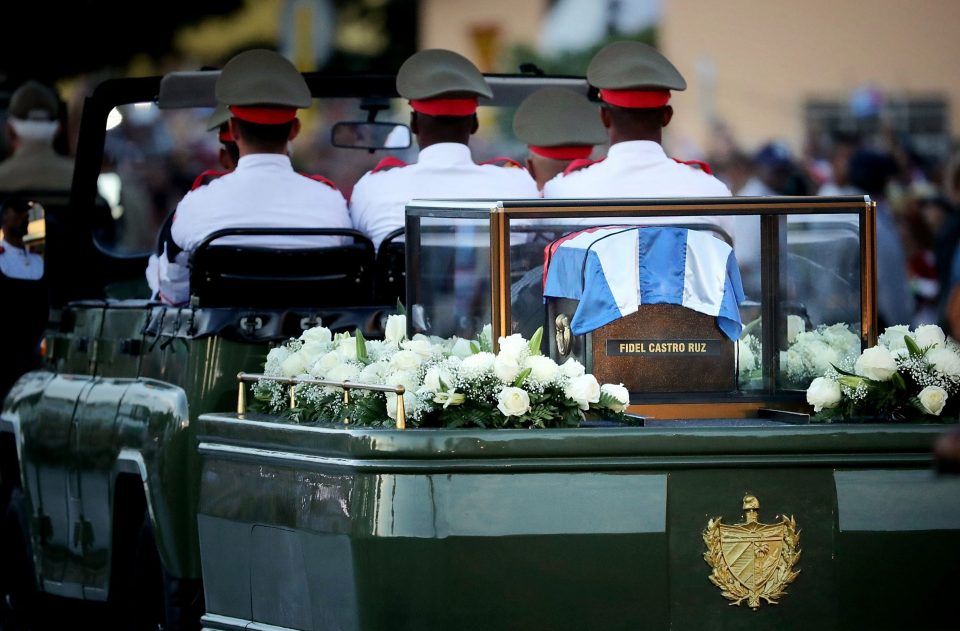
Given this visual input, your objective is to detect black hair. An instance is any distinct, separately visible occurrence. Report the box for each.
[233,118,294,151]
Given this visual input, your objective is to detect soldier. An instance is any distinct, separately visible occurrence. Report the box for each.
[542,41,730,199]
[512,88,607,192]
[154,49,351,305]
[0,81,74,193]
[191,103,240,190]
[349,49,538,250]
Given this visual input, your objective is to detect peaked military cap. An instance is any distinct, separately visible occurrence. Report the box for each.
[513,88,606,159]
[207,103,235,142]
[9,81,59,121]
[397,49,492,116]
[215,49,311,124]
[587,41,686,108]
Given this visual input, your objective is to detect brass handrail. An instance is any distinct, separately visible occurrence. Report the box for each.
[236,372,407,429]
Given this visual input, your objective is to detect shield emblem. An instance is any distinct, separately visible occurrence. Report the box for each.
[703,495,801,609]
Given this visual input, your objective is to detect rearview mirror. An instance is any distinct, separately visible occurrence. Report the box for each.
[331,122,412,150]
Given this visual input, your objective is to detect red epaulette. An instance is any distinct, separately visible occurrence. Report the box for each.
[190,169,230,190]
[301,173,339,190]
[371,156,408,173]
[480,156,525,169]
[672,158,714,175]
[562,157,605,176]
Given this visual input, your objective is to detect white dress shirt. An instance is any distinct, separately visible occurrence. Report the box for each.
[543,140,731,199]
[155,153,351,305]
[349,143,539,249]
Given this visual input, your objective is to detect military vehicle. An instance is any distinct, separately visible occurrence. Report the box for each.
[0,67,597,629]
[2,67,959,631]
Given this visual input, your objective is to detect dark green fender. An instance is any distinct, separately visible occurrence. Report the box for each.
[195,417,960,631]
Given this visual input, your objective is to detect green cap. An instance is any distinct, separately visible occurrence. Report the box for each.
[587,41,686,100]
[206,103,232,132]
[9,81,59,121]
[396,49,493,101]
[215,49,311,111]
[513,88,606,151]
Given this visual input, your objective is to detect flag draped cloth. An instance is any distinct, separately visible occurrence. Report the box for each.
[542,226,745,340]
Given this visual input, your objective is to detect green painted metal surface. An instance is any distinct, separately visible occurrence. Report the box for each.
[194,416,960,631]
[0,304,271,601]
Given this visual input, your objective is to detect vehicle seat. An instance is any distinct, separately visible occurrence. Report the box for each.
[189,228,376,308]
[375,228,405,306]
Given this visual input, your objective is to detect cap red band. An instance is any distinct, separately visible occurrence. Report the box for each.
[409,98,478,116]
[229,105,298,124]
[599,89,671,108]
[530,145,593,160]
[218,128,234,143]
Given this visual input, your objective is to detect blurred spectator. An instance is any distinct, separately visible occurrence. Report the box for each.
[817,134,861,196]
[847,149,914,328]
[0,81,74,193]
[0,196,47,399]
[736,141,809,196]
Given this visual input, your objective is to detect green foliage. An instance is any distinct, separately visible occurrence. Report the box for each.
[528,327,543,356]
[355,328,368,364]
[395,299,406,316]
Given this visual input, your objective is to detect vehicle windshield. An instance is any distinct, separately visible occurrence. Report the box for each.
[94,95,529,259]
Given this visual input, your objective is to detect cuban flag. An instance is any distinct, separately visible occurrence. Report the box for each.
[543,226,745,340]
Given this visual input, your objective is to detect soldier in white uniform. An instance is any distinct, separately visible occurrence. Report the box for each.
[349,49,538,250]
[154,49,351,305]
[542,41,730,200]
[512,87,607,192]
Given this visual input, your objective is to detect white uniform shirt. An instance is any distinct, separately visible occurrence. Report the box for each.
[543,140,731,199]
[0,239,43,280]
[349,143,539,249]
[155,153,351,304]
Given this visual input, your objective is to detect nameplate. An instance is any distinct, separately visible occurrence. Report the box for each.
[606,339,723,356]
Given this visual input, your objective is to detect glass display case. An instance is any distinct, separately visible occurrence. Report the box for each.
[405,196,875,417]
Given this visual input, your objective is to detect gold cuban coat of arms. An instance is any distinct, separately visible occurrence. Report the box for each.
[702,495,801,609]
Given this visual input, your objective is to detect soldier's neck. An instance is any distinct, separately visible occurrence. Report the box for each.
[609,129,662,146]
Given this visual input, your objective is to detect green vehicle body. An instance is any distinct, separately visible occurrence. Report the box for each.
[195,418,959,631]
[1,303,266,595]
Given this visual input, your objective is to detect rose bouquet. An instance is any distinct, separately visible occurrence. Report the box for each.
[806,324,960,423]
[251,315,632,429]
[780,320,861,389]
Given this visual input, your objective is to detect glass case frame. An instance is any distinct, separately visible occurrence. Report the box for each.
[405,196,876,417]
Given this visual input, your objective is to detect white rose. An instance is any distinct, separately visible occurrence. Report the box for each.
[299,341,326,364]
[786,315,805,345]
[265,346,291,375]
[280,351,310,377]
[564,374,601,410]
[524,355,560,383]
[559,357,585,379]
[449,337,475,359]
[481,324,493,346]
[385,369,418,392]
[736,339,756,376]
[310,351,342,377]
[854,346,898,381]
[385,393,398,419]
[878,325,911,351]
[384,314,406,345]
[600,383,630,412]
[460,352,495,377]
[497,386,531,416]
[390,350,421,372]
[494,354,521,383]
[422,366,449,392]
[358,361,388,383]
[806,377,842,412]
[914,325,946,350]
[497,334,529,361]
[336,337,358,362]
[918,385,947,416]
[300,326,332,345]
[326,362,360,382]
[928,347,960,377]
[401,338,435,358]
